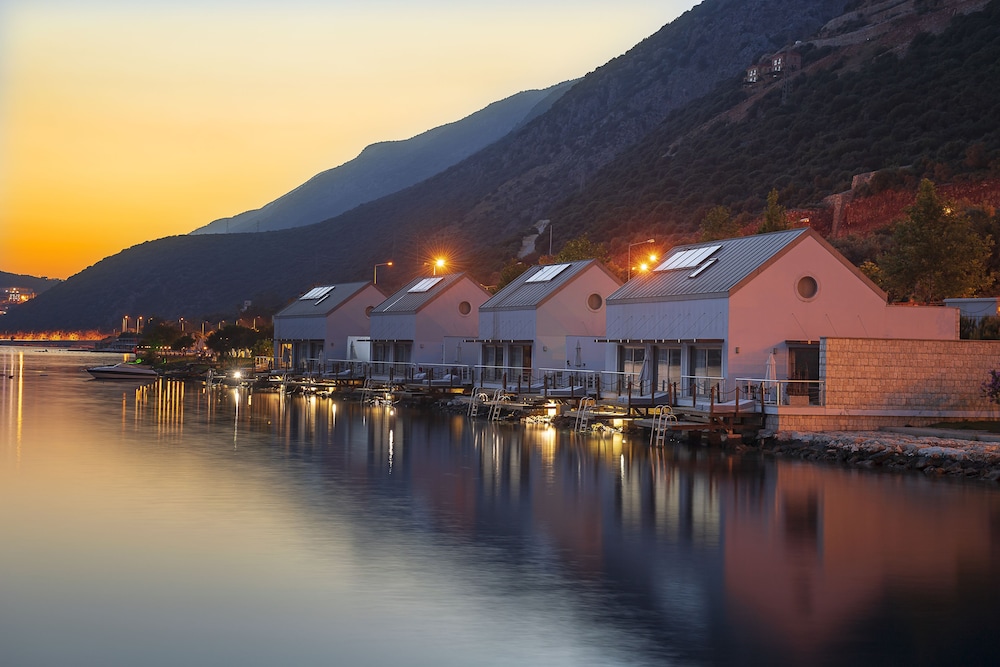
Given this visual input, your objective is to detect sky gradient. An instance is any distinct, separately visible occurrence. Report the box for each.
[2,1,698,279]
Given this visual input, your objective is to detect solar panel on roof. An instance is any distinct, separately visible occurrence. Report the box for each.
[300,286,335,300]
[407,277,444,293]
[655,244,721,271]
[525,263,570,283]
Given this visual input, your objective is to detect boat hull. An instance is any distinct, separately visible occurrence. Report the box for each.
[87,363,159,380]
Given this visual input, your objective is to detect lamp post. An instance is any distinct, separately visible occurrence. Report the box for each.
[122,315,129,334]
[425,258,446,276]
[373,261,393,285]
[627,238,656,281]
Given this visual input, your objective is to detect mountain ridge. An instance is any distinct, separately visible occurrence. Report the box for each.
[192,81,576,235]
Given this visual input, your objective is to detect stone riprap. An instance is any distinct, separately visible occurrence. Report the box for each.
[756,429,1000,482]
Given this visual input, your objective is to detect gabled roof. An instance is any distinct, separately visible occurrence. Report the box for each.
[480,259,615,311]
[371,273,467,314]
[274,282,375,318]
[608,228,812,302]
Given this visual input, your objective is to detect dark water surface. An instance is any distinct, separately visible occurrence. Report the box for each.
[2,348,999,666]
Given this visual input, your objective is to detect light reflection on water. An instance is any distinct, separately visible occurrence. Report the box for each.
[1,348,999,666]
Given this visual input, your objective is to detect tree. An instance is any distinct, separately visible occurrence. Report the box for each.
[556,235,610,263]
[206,325,262,360]
[492,260,530,294]
[879,179,995,303]
[757,189,790,234]
[699,205,740,241]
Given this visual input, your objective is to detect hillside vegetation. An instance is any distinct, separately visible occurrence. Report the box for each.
[551,0,1000,248]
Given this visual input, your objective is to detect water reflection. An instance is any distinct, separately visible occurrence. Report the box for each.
[1,348,999,666]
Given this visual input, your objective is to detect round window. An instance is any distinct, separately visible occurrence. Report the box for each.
[797,276,818,300]
[458,301,471,315]
[365,306,374,318]
[587,293,603,311]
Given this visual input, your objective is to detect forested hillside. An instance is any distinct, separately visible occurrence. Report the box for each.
[550,0,1000,247]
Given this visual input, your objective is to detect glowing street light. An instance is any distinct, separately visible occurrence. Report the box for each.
[373,261,393,285]
[122,315,130,333]
[627,238,656,281]
[425,258,446,275]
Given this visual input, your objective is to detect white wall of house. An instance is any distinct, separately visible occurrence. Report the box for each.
[606,296,730,341]
[478,309,534,341]
[370,311,417,343]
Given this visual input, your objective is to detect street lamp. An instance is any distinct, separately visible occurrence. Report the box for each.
[122,315,129,333]
[425,258,446,275]
[374,261,393,285]
[627,238,656,281]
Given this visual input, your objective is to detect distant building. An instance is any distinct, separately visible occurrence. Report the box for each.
[744,48,801,86]
[0,287,36,315]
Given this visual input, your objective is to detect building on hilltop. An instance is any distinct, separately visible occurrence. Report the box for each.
[744,48,801,86]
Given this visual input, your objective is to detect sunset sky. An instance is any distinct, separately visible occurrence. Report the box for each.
[1,0,698,280]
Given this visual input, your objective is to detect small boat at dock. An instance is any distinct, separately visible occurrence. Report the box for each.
[86,362,159,380]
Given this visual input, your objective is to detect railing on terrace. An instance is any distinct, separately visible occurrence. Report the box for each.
[596,372,726,403]
[474,365,598,396]
[735,377,825,407]
[367,361,474,387]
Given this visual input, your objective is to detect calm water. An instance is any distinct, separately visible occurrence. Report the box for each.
[2,347,999,666]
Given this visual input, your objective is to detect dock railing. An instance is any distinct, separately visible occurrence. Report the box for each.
[474,365,598,396]
[735,377,825,407]
[367,361,473,387]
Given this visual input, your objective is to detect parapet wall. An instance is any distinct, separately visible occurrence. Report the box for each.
[769,338,1000,431]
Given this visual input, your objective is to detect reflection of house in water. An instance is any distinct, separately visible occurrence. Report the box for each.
[722,463,1000,662]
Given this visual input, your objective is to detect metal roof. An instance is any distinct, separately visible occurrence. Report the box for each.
[608,228,809,302]
[371,273,466,314]
[274,282,373,319]
[480,260,596,311]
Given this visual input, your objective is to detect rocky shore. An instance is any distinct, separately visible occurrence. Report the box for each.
[753,428,1000,483]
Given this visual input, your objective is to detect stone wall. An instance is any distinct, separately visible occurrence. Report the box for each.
[768,338,1000,431]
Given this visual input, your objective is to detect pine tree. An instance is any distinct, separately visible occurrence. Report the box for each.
[757,189,789,234]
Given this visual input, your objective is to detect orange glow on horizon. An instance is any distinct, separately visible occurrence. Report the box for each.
[1,1,691,279]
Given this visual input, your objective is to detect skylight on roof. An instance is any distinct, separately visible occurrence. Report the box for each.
[300,286,335,300]
[525,263,570,283]
[655,244,721,271]
[407,277,444,293]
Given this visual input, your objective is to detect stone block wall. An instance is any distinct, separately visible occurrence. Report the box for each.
[822,338,1000,411]
[769,338,1000,431]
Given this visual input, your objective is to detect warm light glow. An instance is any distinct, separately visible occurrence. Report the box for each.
[1,1,690,279]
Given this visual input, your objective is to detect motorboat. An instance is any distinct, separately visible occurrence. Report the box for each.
[86,362,159,380]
